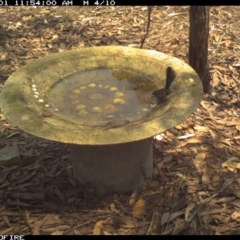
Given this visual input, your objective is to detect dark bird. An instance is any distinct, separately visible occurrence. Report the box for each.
[151,66,176,104]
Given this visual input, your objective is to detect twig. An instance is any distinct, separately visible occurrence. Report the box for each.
[195,202,203,234]
[163,168,186,234]
[215,23,240,45]
[140,6,154,48]
[114,200,130,215]
[145,211,155,235]
[17,205,33,234]
[212,20,232,55]
[187,172,240,223]
[0,190,45,200]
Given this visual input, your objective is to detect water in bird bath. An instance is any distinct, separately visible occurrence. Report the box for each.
[47,69,160,126]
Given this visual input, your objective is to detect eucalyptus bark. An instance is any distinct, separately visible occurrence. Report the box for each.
[189,6,210,93]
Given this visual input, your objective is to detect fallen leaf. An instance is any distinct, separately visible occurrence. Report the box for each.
[171,220,189,235]
[229,200,240,208]
[120,222,150,229]
[187,138,202,144]
[194,125,209,132]
[210,172,221,188]
[109,203,120,213]
[51,231,63,235]
[232,190,240,198]
[231,211,240,220]
[185,202,195,220]
[214,197,235,203]
[200,208,222,216]
[161,211,184,226]
[132,199,145,219]
[236,163,240,169]
[202,171,210,184]
[114,216,134,226]
[33,221,40,235]
[129,186,138,206]
[193,152,206,172]
[195,152,206,163]
[214,34,220,41]
[222,157,240,172]
[153,154,173,178]
[0,227,14,235]
[202,215,212,225]
[213,223,238,233]
[1,216,11,227]
[93,220,104,235]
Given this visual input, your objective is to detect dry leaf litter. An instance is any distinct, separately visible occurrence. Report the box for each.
[0,6,240,235]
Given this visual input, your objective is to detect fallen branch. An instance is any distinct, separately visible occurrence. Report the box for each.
[0,190,45,200]
[187,172,240,223]
[140,6,154,48]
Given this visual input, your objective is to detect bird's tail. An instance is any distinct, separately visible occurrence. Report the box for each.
[166,66,176,90]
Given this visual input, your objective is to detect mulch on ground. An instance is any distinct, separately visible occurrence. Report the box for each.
[0,6,240,235]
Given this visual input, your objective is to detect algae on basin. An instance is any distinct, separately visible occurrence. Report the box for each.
[47,69,160,126]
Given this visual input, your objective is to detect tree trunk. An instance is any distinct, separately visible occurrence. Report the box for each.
[189,6,210,93]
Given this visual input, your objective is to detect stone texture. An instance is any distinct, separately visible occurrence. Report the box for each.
[70,139,153,192]
[0,146,21,167]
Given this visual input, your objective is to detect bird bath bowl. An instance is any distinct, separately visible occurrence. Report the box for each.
[0,46,203,192]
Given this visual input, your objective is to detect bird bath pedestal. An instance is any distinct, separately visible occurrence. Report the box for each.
[0,46,203,192]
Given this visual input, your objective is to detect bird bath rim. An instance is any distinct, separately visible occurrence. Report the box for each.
[0,46,203,146]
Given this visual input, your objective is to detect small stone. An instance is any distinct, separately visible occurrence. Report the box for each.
[104,85,110,89]
[76,105,85,110]
[115,92,124,97]
[98,84,103,88]
[113,98,125,104]
[0,146,21,167]
[107,115,115,118]
[142,108,148,111]
[92,107,103,113]
[110,87,118,91]
[38,99,44,103]
[80,86,87,90]
[32,87,37,92]
[78,110,88,116]
[88,83,96,88]
[54,108,59,112]
[34,95,39,98]
[44,104,50,108]
[73,89,81,94]
[32,84,36,88]
[34,91,39,95]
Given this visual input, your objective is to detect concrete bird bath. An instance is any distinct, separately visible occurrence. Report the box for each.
[0,46,203,192]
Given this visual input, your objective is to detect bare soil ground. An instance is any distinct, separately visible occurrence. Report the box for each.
[0,6,240,235]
